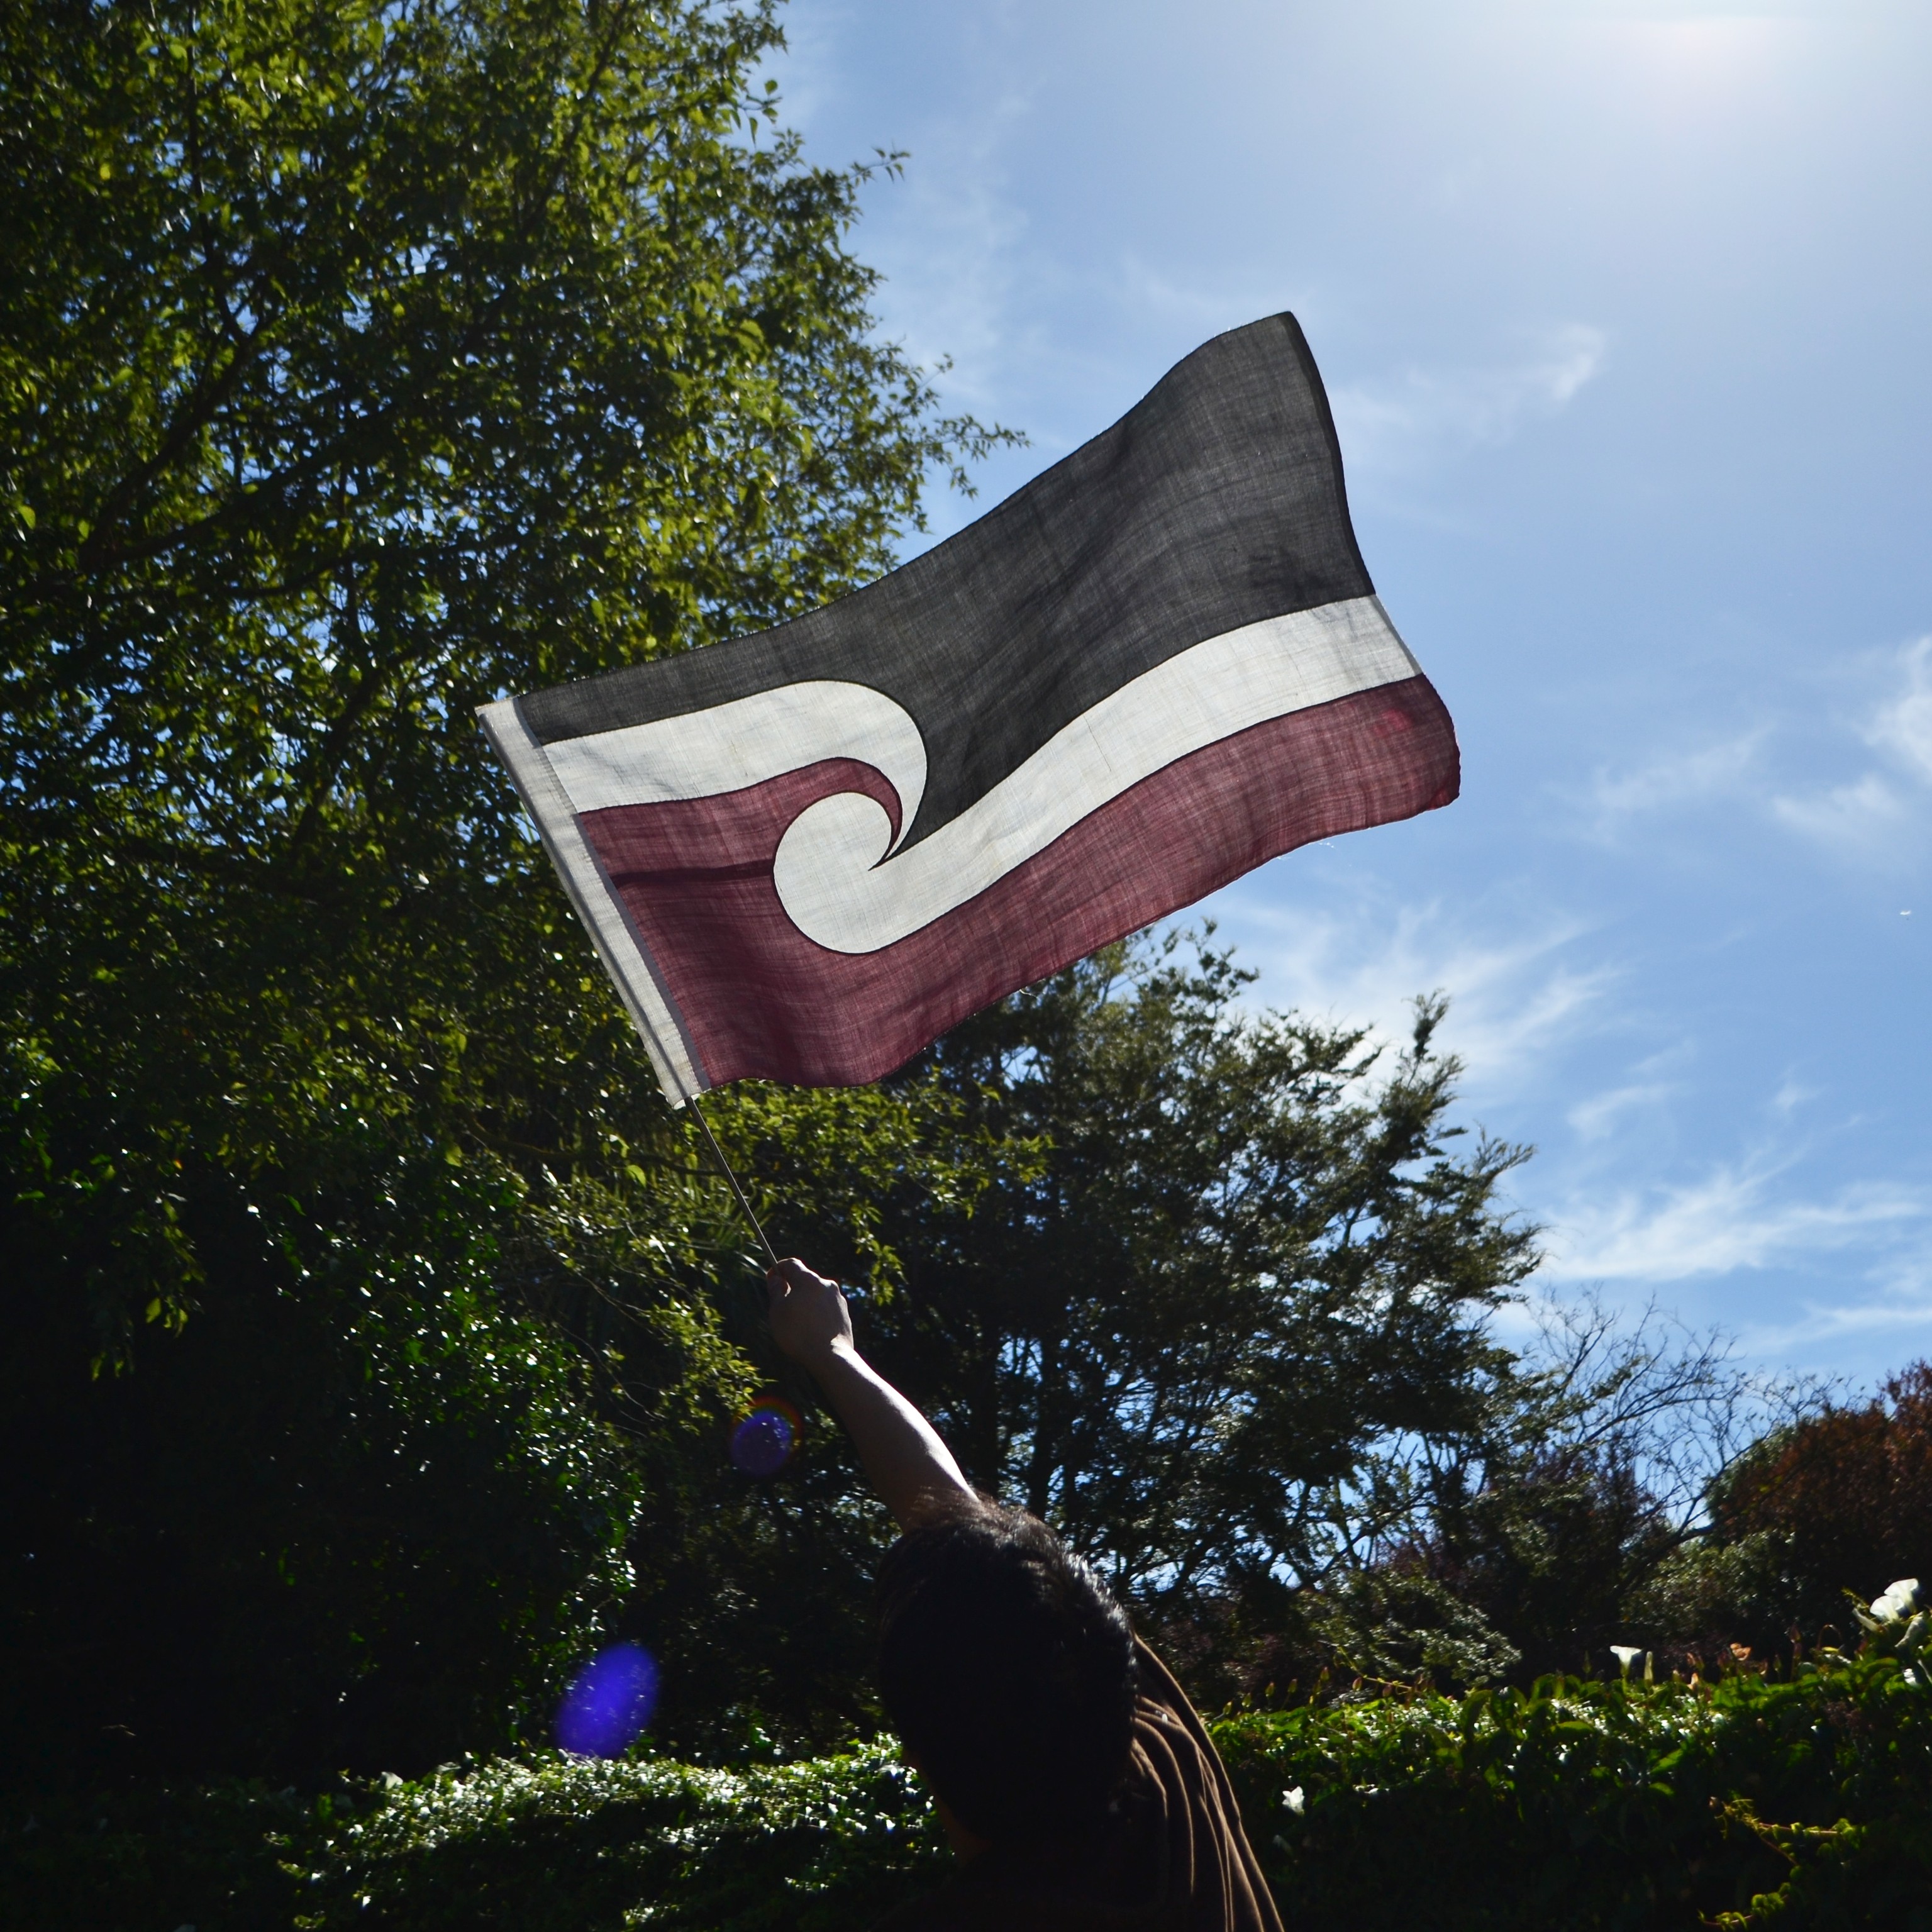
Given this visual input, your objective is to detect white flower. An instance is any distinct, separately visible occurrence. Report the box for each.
[1871,1579,1924,1623]
[1610,1645,1643,1677]
[1282,1786,1305,1815]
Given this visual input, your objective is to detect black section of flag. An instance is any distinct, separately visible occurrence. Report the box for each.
[518,313,1370,851]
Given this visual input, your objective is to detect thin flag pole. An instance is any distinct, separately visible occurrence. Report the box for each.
[686,1091,781,1270]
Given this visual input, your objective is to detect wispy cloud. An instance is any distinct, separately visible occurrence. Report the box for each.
[1770,770,1911,848]
[1218,890,1617,1099]
[1770,636,1932,860]
[1867,636,1932,781]
[1583,729,1766,839]
[1743,1287,1932,1353]
[1567,1072,1680,1142]
[1330,325,1607,477]
[1569,638,1932,863]
[1771,1078,1818,1117]
[1735,1236,1932,1353]
[862,142,1034,413]
[1111,257,1296,336]
[1543,1157,1927,1284]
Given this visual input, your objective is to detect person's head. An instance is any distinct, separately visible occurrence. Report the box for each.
[876,1502,1138,1847]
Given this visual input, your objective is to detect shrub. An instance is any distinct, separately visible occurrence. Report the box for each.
[1218,1655,1932,1930]
[0,1744,948,1932]
[1,1158,643,1790]
[8,1657,1926,1931]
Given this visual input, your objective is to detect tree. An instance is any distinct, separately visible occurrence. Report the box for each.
[1406,1295,1796,1680]
[809,936,1545,1698]
[1665,1363,1932,1660]
[4,1171,645,1784]
[0,0,1006,1782]
[1,0,1000,1353]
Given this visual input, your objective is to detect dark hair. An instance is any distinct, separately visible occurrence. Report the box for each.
[877,1502,1138,1846]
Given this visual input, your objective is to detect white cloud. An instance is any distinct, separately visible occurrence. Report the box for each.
[772,11,1041,431]
[1770,1077,1817,1116]
[1584,730,1765,836]
[862,151,1033,413]
[1770,637,1932,858]
[1553,2,1829,17]
[1330,325,1607,477]
[1770,770,1909,848]
[1744,1290,1932,1353]
[1543,1158,1926,1283]
[1111,256,1294,335]
[1572,641,1932,860]
[1736,1240,1932,1352]
[1867,636,1932,781]
[1217,891,1616,1098]
[1567,1076,1679,1142]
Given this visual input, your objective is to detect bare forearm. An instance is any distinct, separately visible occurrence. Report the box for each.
[809,1342,977,1531]
[765,1258,978,1531]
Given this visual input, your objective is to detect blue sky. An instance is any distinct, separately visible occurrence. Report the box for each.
[768,0,1932,1389]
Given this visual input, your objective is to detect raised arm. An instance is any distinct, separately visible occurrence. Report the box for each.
[765,1258,978,1531]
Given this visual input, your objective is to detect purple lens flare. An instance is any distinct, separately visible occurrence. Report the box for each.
[555,1642,658,1758]
[730,1404,795,1477]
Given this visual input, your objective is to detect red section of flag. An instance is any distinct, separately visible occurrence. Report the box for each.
[578,676,1457,1089]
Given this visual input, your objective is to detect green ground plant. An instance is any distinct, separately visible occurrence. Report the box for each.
[6,1655,1924,1932]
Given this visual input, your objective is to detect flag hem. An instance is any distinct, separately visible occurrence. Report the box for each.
[477,695,708,1106]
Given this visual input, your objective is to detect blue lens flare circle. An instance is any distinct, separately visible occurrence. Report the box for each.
[555,1642,658,1758]
[730,1406,794,1477]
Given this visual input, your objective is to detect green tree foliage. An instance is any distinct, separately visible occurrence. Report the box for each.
[1223,1655,1932,1932]
[597,936,1553,1748]
[1716,1363,1932,1640]
[564,1074,1028,1760]
[9,0,1880,1824]
[5,1174,644,1786]
[828,937,1543,1697]
[1,0,993,1353]
[0,0,1004,1785]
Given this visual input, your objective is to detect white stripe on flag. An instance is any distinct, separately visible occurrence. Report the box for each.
[546,679,930,848]
[773,595,1417,952]
[478,696,708,1101]
[532,595,1416,956]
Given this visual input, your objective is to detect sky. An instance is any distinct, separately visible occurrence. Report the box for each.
[764,0,1932,1389]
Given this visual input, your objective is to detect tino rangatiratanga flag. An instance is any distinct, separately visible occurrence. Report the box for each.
[480,314,1459,1104]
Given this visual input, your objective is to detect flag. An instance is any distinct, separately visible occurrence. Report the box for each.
[480,314,1458,1104]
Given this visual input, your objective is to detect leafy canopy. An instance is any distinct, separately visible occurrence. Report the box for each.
[802,938,1543,1696]
[0,0,1006,1783]
[1,0,1002,1354]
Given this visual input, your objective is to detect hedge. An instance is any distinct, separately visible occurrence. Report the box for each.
[5,1657,1926,1930]
[1216,1656,1932,1929]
